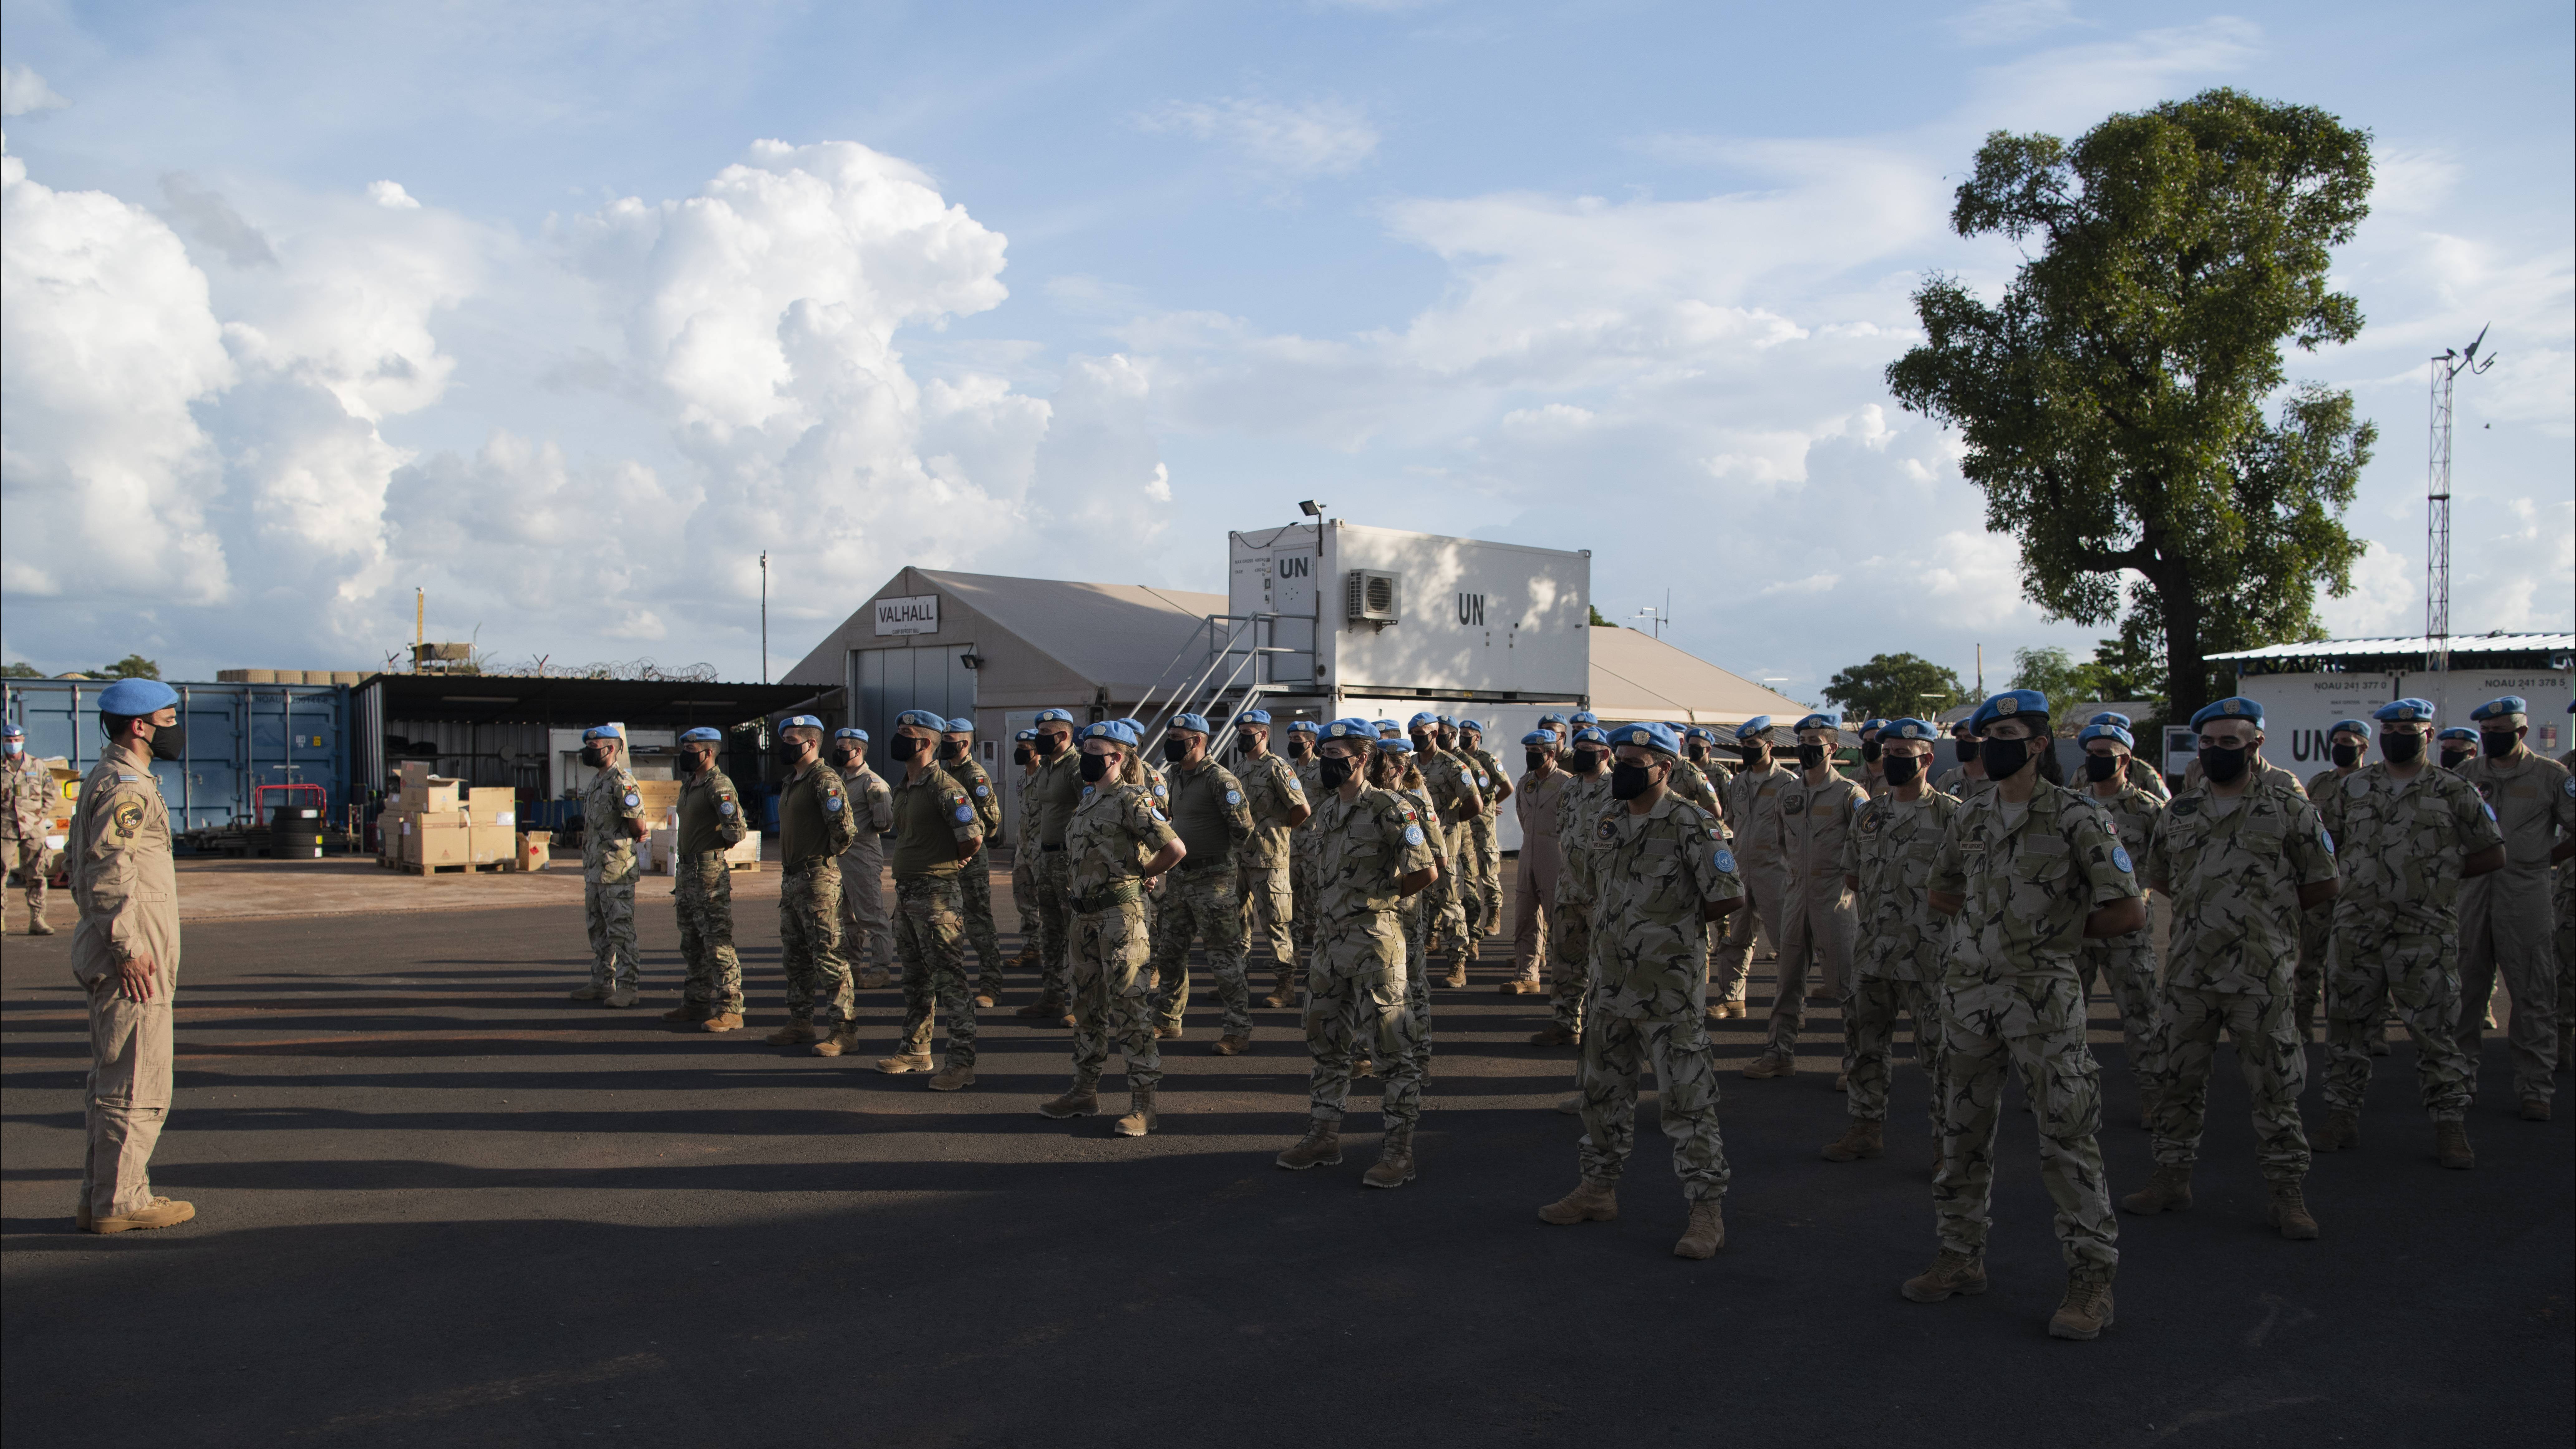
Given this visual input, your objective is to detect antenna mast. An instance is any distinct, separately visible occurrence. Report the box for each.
[2426,327,2496,676]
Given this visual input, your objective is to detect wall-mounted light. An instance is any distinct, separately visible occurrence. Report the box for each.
[960,652,984,670]
[1299,500,1325,518]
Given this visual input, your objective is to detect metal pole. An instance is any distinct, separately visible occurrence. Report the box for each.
[760,551,770,684]
[2426,355,2453,677]
[182,685,193,825]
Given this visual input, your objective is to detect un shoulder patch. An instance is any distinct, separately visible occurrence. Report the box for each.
[1403,823,1424,846]
[2319,828,2334,855]
[2111,845,2134,874]
[623,792,641,808]
[1713,847,1738,874]
[824,795,844,813]
[1152,809,1169,824]
[2482,802,2497,821]
[975,784,989,797]
[954,804,975,823]
[1226,789,1242,806]
[1081,785,1096,798]
[718,800,735,816]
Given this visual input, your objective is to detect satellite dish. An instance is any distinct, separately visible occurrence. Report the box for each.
[2464,324,2488,361]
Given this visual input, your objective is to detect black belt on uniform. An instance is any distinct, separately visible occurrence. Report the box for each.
[1177,854,1227,873]
[1069,880,1143,913]
[1041,843,1065,852]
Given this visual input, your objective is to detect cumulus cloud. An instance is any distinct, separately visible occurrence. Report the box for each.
[1947,0,2079,46]
[159,173,278,267]
[366,179,421,209]
[1141,96,1380,180]
[1,63,69,117]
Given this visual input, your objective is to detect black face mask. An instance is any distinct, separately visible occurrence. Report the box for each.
[1526,750,1549,772]
[2482,731,2517,758]
[2084,754,2119,783]
[1035,734,1065,758]
[894,734,928,761]
[1287,738,1310,758]
[580,744,605,768]
[1979,737,2031,780]
[2329,742,2361,768]
[1236,735,1259,754]
[2198,744,2249,784]
[939,739,967,761]
[1013,747,1033,768]
[1609,761,1655,800]
[829,748,859,771]
[1686,745,1708,763]
[1881,754,1922,787]
[1164,738,1193,764]
[2381,732,2424,765]
[1860,739,1882,764]
[1796,743,1827,771]
[1078,752,1110,783]
[774,739,808,765]
[148,724,187,761]
[1409,732,1434,754]
[1572,749,1606,775]
[1954,739,1978,765]
[2439,748,2474,770]
[1318,754,1353,788]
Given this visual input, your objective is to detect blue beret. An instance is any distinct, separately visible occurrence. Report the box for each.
[2374,697,2436,724]
[2079,723,2134,749]
[1680,725,1711,742]
[2087,711,2133,730]
[1570,711,1599,726]
[1079,720,1138,748]
[1408,710,1441,729]
[1571,726,1609,747]
[1858,718,1889,734]
[785,714,828,731]
[0,722,22,738]
[1969,690,2050,732]
[833,727,869,742]
[582,723,626,741]
[1608,721,1681,756]
[1373,720,1402,736]
[1458,719,1485,733]
[97,678,180,716]
[1322,717,1378,741]
[680,727,724,744]
[1883,717,1939,743]
[1235,709,1271,725]
[1168,713,1210,734]
[1520,730,1556,746]
[2470,696,2528,722]
[1014,729,1037,742]
[1116,718,1144,731]
[2328,718,2370,739]
[1734,715,1772,741]
[1377,735,1415,755]
[1794,712,1838,733]
[1436,714,1454,726]
[2437,726,2477,743]
[1034,708,1075,725]
[1539,712,1568,725]
[1287,720,1319,734]
[2189,697,2264,729]
[942,717,974,734]
[891,710,943,731]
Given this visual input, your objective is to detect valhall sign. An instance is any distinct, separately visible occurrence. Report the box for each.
[874,595,940,636]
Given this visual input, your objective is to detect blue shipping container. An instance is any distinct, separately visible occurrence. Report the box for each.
[1,680,354,833]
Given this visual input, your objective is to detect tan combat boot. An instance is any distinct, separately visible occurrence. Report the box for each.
[1275,1121,1343,1169]
[1528,1024,1577,1047]
[1537,1180,1619,1224]
[1038,1082,1101,1118]
[2520,1097,2551,1122]
[1555,1093,1584,1115]
[873,1049,934,1073]
[87,1196,196,1234]
[700,1012,744,1033]
[974,986,1000,1009]
[662,1002,710,1023]
[2435,1120,2475,1170]
[855,966,896,989]
[1900,1250,1988,1302]
[764,1018,817,1047]
[2119,1165,2193,1215]
[568,982,607,1001]
[1262,970,1299,1009]
[1362,1127,1415,1188]
[1155,1022,1184,1040]
[30,916,56,936]
[926,1064,976,1092]
[1210,1033,1252,1056]
[2266,1179,2319,1240]
[2312,1109,2360,1151]
[810,1024,864,1058]
[606,984,639,1009]
[1822,1119,1884,1162]
[1111,1088,1158,1136]
[1833,1071,1849,1092]
[1496,978,1527,996]
[1741,1051,1796,1080]
[2048,1266,2116,1340]
[1673,1198,1724,1258]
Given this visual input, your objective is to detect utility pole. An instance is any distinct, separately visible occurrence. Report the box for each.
[759,552,770,684]
[1973,643,1983,698]
[2426,327,2495,677]
[414,589,424,674]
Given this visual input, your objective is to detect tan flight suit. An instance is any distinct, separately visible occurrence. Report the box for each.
[1713,762,1798,1008]
[69,742,182,1222]
[1766,766,1869,1058]
[1512,767,1569,986]
[2452,746,2575,1105]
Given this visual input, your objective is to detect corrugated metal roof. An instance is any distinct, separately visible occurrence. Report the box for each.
[2205,632,2574,662]
[1588,627,1809,724]
[915,569,1228,696]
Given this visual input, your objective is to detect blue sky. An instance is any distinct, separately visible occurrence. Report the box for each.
[3,0,2569,698]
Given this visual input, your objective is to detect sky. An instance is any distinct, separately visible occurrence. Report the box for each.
[2,0,2569,701]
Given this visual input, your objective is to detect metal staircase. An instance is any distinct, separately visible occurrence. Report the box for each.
[1132,613,1298,756]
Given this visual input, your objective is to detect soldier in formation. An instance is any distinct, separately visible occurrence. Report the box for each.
[864,710,980,1088]
[1039,720,1183,1136]
[1228,710,1309,1050]
[832,728,897,988]
[1406,711,1485,986]
[3,721,57,935]
[1506,729,1567,1001]
[1147,713,1252,1046]
[2298,718,2373,1041]
[1537,726,1615,1048]
[1712,717,1792,1022]
[1826,717,1954,1166]
[2074,721,2169,1120]
[1272,719,1325,1010]
[2448,696,2574,1122]
[572,723,647,1008]
[1010,728,1044,981]
[1932,719,1990,801]
[1371,736,1443,1085]
[1455,718,1511,943]
[1021,708,1083,1021]
[938,718,1008,1008]
[1743,713,1865,1079]
[664,727,749,1032]
[767,715,860,1052]
[2559,700,2576,1074]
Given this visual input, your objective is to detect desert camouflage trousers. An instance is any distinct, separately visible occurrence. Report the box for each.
[1281,846,1318,999]
[2078,932,2167,1093]
[1069,900,1159,1090]
[777,865,855,1025]
[1151,865,1249,1035]
[674,850,742,1012]
[1428,828,1472,956]
[1933,982,2118,1271]
[6,836,50,923]
[2559,865,2575,1067]
[1238,862,1294,972]
[2324,917,2471,1121]
[1711,859,1785,1007]
[2295,898,2331,1034]
[1847,976,1945,1144]
[2153,986,2309,1181]
[897,873,975,1067]
[1465,814,1503,938]
[1576,1009,1730,1202]
[1304,911,1421,1128]
[1547,881,1595,1036]
[836,845,892,970]
[1034,849,1073,1005]
[1396,892,1435,1075]
[955,848,1006,996]
[583,870,640,989]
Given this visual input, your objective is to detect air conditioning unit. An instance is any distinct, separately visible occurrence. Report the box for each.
[1345,569,1402,624]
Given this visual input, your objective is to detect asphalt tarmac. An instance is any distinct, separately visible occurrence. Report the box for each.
[2,868,2568,1448]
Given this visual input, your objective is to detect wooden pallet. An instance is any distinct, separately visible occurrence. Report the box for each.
[395,859,511,875]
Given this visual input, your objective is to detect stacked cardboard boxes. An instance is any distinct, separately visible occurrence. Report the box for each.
[380,763,512,870]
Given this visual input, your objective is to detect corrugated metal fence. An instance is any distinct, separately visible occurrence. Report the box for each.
[1,680,353,832]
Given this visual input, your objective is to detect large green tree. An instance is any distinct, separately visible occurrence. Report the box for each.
[1822,652,1967,722]
[1886,89,2375,718]
[94,654,163,680]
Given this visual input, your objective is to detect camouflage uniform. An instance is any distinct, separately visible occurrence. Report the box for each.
[1027,749,1087,1006]
[68,743,182,1223]
[836,760,896,971]
[673,766,749,1014]
[2322,764,2505,1122]
[942,750,1008,999]
[1304,782,1436,1128]
[1065,775,1177,1092]
[1573,791,1743,1201]
[2077,782,2169,1097]
[1513,768,1570,987]
[1929,782,2137,1273]
[776,759,857,1027]
[4,754,57,931]
[1396,778,1449,1070]
[1462,742,1509,937]
[1840,789,1959,1143]
[1285,754,1329,1001]
[2144,774,2338,1181]
[1767,767,1868,1057]
[1150,757,1253,1033]
[2451,748,2572,1103]
[1549,768,1616,1037]
[890,765,979,1066]
[1713,762,1797,1008]
[580,760,647,991]
[1415,744,1483,957]
[1931,761,1994,803]
[2299,764,2363,1035]
[1234,749,1306,991]
[2559,748,2576,1071]
[2123,755,2172,800]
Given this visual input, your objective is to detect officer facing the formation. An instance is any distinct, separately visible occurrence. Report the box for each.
[1039,721,1184,1136]
[2075,721,2170,1121]
[3,721,57,935]
[1276,719,1436,1187]
[1456,719,1512,942]
[2316,699,2506,1166]
[663,728,749,1032]
[1407,711,1484,986]
[768,715,860,1052]
[1908,689,2141,1342]
[1507,729,1569,1001]
[1828,718,1957,1166]
[938,718,1009,1008]
[1022,707,1084,1020]
[1274,719,1326,1009]
[1745,713,1867,1082]
[868,710,981,1087]
[1712,718,1794,1021]
[2300,718,2373,1042]
[572,724,648,1007]
[1537,726,1616,1048]
[1537,722,1744,1258]
[2125,698,2338,1240]
[1227,710,1310,1051]
[831,729,898,989]
[1147,713,1253,1046]
[2449,696,2575,1120]
[68,678,193,1233]
[1934,719,1991,800]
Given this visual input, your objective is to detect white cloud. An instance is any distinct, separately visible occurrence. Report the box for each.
[1,63,69,117]
[1142,96,1380,179]
[366,179,421,209]
[1948,0,2079,46]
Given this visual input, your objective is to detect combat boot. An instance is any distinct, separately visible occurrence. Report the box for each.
[1528,1024,1577,1047]
[1555,1093,1583,1115]
[974,986,1000,1009]
[1712,1000,1747,1020]
[1262,971,1299,1009]
[872,1049,934,1073]
[764,1017,817,1047]
[1210,1033,1252,1056]
[1900,1250,1988,1302]
[1113,1088,1158,1137]
[2119,1165,2192,1215]
[1672,1198,1724,1258]
[2435,1119,2475,1170]
[86,1196,196,1234]
[2519,1097,2550,1122]
[2312,1109,2360,1151]
[1013,996,1057,1018]
[662,1002,710,1023]
[926,1064,976,1092]
[2048,1266,2116,1340]
[1038,1082,1101,1118]
[1444,951,1469,989]
[2265,1179,2319,1240]
[1497,978,1529,996]
[568,982,607,1001]
[29,917,55,936]
[1822,1119,1884,1162]
[1537,1180,1619,1225]
[1833,1071,1849,1092]
[1275,1121,1343,1170]
[1362,1127,1415,1188]
[1155,1022,1184,1040]
[700,1012,744,1033]
[1741,1051,1796,1080]
[809,1024,864,1058]
[855,966,896,989]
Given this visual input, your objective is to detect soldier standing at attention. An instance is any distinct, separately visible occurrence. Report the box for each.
[768,716,859,1052]
[1271,720,1326,1010]
[1228,710,1309,1053]
[1009,729,1043,978]
[1407,712,1485,987]
[1507,730,1568,1001]
[1537,727,1615,1049]
[1371,736,1442,1086]
[1457,720,1512,942]
[67,679,193,1234]
[2085,713,2171,800]
[3,722,58,935]
[664,727,749,1032]
[1932,720,1991,801]
[830,729,898,989]
[1020,709,1083,1021]
[1666,729,1726,822]
[939,718,1009,1009]
[1148,714,1252,1043]
[1039,721,1184,1135]
[1275,720,1436,1186]
[1905,690,2141,1342]
[864,710,980,1088]
[1855,719,1890,792]
[2314,699,2506,1165]
[2122,697,2338,1239]
[2297,719,2373,1042]
[1537,722,1744,1258]
[1713,718,1793,1023]
[1680,726,1736,817]
[1744,713,1867,1081]
[2075,722,2170,1121]
[2433,729,2477,773]
[2451,696,2575,1121]
[573,724,648,1008]
[1825,718,1957,1166]
[2558,700,2576,1073]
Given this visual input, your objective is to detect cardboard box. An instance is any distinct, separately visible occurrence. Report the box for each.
[410,825,471,867]
[467,788,515,825]
[468,825,513,864]
[414,809,468,830]
[399,761,430,791]
[516,832,552,872]
[724,832,762,870]
[633,779,684,817]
